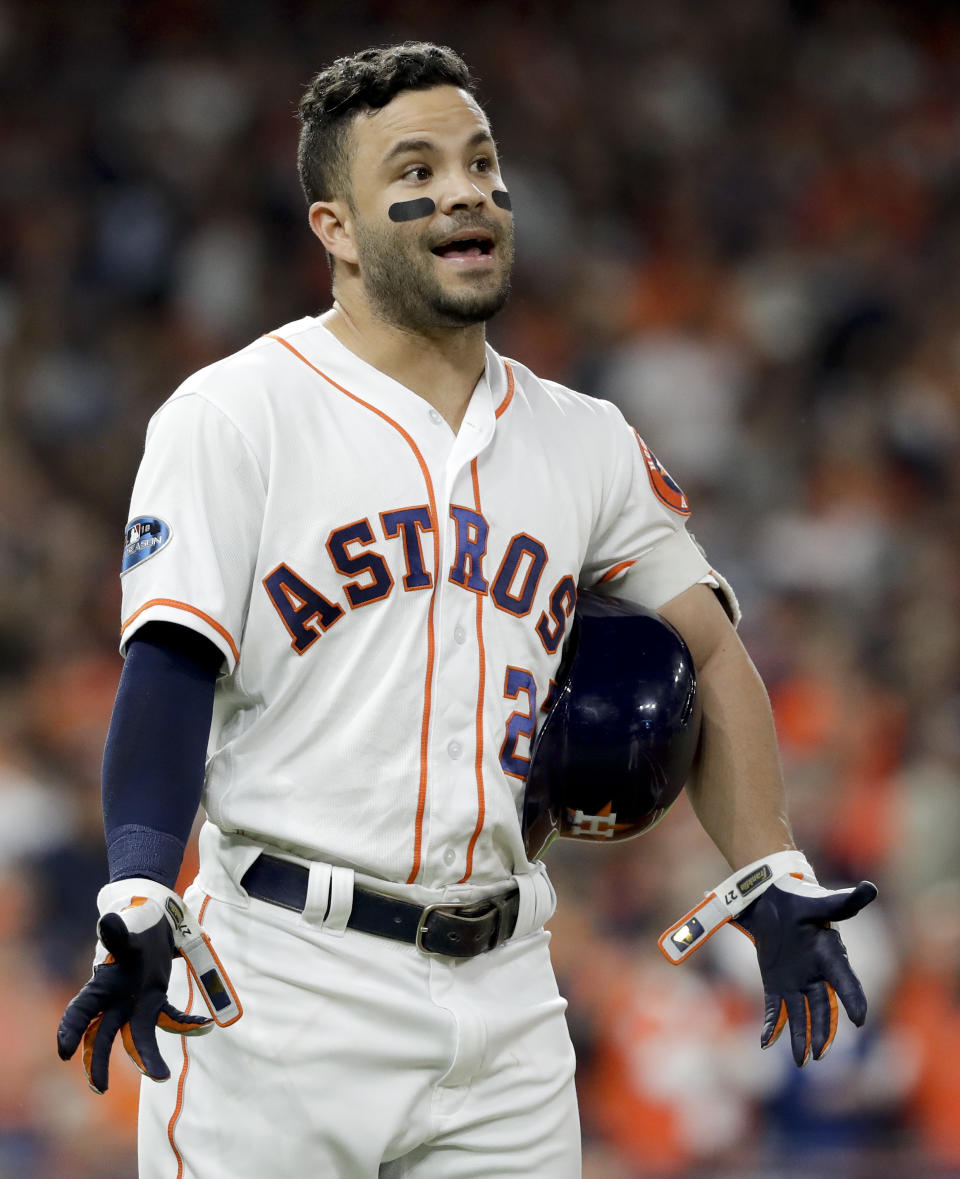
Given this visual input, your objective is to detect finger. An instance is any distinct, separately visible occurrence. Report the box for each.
[158,1003,214,1037]
[760,993,788,1049]
[804,980,838,1060]
[97,912,133,958]
[81,1008,123,1095]
[784,991,811,1067]
[57,981,109,1060]
[122,1020,170,1082]
[816,927,868,1026]
[796,881,879,925]
[823,879,878,921]
[810,982,839,1060]
[57,967,125,1060]
[820,950,868,1027]
[81,1014,104,1090]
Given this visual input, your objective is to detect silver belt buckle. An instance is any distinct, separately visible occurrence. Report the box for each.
[415,900,472,958]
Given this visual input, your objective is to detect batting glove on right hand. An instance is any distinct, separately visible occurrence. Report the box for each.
[658,850,876,1067]
[57,880,240,1094]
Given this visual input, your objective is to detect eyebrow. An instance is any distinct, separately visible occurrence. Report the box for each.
[381,129,495,166]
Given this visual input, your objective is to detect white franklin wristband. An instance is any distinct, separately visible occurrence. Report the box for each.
[658,849,815,964]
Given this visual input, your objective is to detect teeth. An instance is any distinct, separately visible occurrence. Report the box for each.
[434,238,492,258]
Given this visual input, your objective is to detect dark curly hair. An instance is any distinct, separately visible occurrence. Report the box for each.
[297,43,476,207]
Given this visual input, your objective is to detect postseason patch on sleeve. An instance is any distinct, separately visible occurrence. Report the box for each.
[121,516,171,574]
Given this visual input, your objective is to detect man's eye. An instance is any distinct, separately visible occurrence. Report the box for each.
[403,165,431,182]
[472,157,492,172]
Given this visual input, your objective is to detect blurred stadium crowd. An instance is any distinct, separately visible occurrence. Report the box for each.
[1,0,958,1175]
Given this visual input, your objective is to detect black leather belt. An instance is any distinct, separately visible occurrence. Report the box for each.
[241,854,520,959]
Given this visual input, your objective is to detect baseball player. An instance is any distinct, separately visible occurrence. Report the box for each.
[57,43,876,1178]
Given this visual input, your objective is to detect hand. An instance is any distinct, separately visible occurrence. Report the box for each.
[57,889,214,1094]
[658,850,877,1066]
[734,875,877,1065]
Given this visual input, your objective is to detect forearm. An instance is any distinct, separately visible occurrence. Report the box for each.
[658,584,794,870]
[102,622,220,887]
[686,633,794,869]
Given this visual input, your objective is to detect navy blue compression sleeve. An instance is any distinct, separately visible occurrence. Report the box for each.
[102,622,221,888]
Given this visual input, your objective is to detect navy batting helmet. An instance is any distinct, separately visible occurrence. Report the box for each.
[521,591,701,859]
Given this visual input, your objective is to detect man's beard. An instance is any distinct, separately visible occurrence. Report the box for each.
[353,213,513,333]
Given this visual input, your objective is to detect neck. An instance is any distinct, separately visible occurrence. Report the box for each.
[320,291,487,433]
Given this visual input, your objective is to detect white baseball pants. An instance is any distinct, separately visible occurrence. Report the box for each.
[138,871,580,1178]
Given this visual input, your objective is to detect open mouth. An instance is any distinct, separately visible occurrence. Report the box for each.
[431,233,495,260]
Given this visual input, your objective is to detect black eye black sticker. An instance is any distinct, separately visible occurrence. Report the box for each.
[388,197,437,222]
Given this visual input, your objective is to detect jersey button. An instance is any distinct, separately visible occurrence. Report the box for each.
[443,847,456,867]
[429,408,443,424]
[447,740,463,759]
[454,625,467,644]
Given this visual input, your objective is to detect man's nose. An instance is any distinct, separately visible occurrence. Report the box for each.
[437,172,487,215]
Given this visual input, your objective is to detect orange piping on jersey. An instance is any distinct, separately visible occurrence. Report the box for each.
[596,558,637,584]
[460,458,487,883]
[266,333,439,885]
[495,361,515,418]
[122,599,239,664]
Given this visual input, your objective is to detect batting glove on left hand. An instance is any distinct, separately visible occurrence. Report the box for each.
[658,850,876,1067]
[57,880,240,1094]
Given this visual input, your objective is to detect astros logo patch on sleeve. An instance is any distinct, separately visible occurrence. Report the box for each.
[121,516,171,574]
[634,432,690,516]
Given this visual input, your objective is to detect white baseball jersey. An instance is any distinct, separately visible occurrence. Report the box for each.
[120,315,725,892]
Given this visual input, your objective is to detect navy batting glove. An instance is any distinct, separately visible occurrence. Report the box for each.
[733,876,877,1066]
[659,850,877,1067]
[57,884,214,1094]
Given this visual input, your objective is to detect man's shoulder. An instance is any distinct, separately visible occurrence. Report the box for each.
[498,353,625,430]
[167,316,326,406]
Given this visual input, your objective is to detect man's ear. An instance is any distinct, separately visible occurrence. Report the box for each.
[309,200,359,266]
